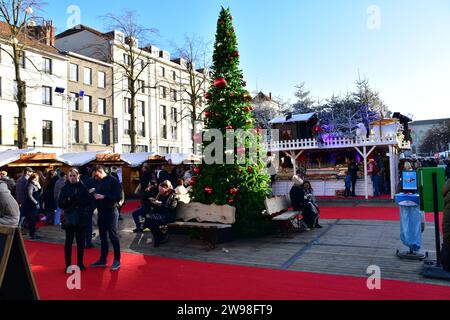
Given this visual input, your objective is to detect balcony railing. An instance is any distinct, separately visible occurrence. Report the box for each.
[263,134,411,152]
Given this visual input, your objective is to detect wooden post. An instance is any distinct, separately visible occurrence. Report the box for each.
[363,146,368,199]
[389,145,396,200]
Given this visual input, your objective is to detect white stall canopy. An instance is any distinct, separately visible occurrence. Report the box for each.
[165,153,201,165]
[0,148,35,167]
[121,152,159,168]
[57,151,109,167]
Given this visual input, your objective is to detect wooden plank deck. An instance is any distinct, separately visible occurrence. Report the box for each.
[34,210,450,288]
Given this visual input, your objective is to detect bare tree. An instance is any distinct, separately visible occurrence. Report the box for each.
[172,35,211,152]
[0,0,46,149]
[101,10,158,153]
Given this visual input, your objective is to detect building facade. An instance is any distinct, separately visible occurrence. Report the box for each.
[409,118,450,155]
[55,25,208,155]
[0,21,69,153]
[63,51,114,152]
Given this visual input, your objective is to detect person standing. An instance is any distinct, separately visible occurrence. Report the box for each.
[146,181,178,247]
[90,165,122,271]
[0,181,20,226]
[0,170,16,193]
[15,167,34,227]
[79,166,96,248]
[368,159,380,197]
[24,173,43,240]
[43,170,57,225]
[53,171,67,225]
[58,169,91,273]
[348,160,359,197]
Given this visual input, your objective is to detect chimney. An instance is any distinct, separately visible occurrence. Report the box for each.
[269,92,272,100]
[28,20,56,46]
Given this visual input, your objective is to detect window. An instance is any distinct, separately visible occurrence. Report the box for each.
[159,86,167,99]
[14,117,18,146]
[159,146,169,155]
[124,98,131,114]
[124,120,131,135]
[138,80,145,94]
[42,57,52,74]
[98,124,106,144]
[161,105,167,139]
[138,121,145,137]
[83,67,92,85]
[69,64,78,81]
[137,100,145,117]
[84,95,92,112]
[42,86,52,105]
[98,71,106,88]
[172,70,177,81]
[171,126,177,140]
[19,52,25,68]
[123,54,131,65]
[42,120,53,145]
[171,89,177,102]
[71,120,79,143]
[69,92,78,110]
[170,147,179,154]
[159,66,165,77]
[98,98,106,115]
[84,122,92,143]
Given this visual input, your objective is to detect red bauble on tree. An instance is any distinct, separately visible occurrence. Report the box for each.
[214,77,227,89]
[244,106,253,112]
[228,199,235,205]
[230,188,240,195]
[234,51,239,57]
[204,187,213,195]
[204,111,212,118]
[247,166,253,173]
[226,125,233,130]
[193,167,200,175]
[228,56,233,62]
[190,176,198,186]
[204,92,212,101]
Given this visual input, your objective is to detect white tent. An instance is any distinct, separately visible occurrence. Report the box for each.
[121,152,159,168]
[269,113,316,124]
[0,148,35,167]
[57,151,109,167]
[165,153,201,165]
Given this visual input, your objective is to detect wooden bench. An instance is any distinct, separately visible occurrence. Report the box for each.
[264,196,302,235]
[166,202,236,249]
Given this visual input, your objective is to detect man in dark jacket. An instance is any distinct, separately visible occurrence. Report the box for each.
[0,171,16,193]
[90,165,122,271]
[289,175,317,229]
[0,182,20,226]
[79,166,96,248]
[15,167,34,227]
[58,169,91,272]
[348,160,359,197]
[132,180,159,233]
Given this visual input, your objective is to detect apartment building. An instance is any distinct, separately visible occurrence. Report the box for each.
[62,51,114,152]
[0,21,69,153]
[55,25,208,155]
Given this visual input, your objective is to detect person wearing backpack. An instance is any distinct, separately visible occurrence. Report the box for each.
[368,159,380,197]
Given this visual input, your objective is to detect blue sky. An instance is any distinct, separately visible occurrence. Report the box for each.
[43,0,450,120]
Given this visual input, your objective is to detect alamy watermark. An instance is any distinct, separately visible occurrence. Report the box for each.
[366,265,381,290]
[66,5,81,29]
[66,265,82,290]
[367,5,381,30]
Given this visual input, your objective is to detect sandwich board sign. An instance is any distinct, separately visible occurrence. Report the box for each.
[0,226,39,300]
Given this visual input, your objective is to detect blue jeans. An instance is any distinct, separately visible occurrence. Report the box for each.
[97,208,121,262]
[372,175,380,197]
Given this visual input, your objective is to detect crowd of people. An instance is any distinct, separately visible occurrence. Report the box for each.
[0,162,195,274]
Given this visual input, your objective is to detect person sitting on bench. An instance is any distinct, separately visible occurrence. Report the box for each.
[289,175,316,230]
[132,180,159,233]
[145,181,178,247]
[303,181,323,229]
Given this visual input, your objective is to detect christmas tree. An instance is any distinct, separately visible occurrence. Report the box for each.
[190,7,273,237]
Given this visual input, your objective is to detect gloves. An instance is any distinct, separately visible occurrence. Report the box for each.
[35,203,41,210]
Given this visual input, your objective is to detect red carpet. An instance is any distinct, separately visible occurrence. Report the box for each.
[25,241,450,300]
[121,200,140,214]
[319,206,443,224]
[317,195,392,201]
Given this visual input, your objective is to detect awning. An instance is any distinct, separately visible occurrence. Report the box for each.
[270,112,316,124]
[0,148,35,167]
[121,152,160,168]
[57,151,109,167]
[164,153,201,165]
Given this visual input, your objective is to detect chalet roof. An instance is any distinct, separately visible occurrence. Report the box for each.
[270,113,316,125]
[0,148,35,167]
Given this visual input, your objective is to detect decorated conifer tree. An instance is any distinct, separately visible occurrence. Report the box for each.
[190,7,273,237]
